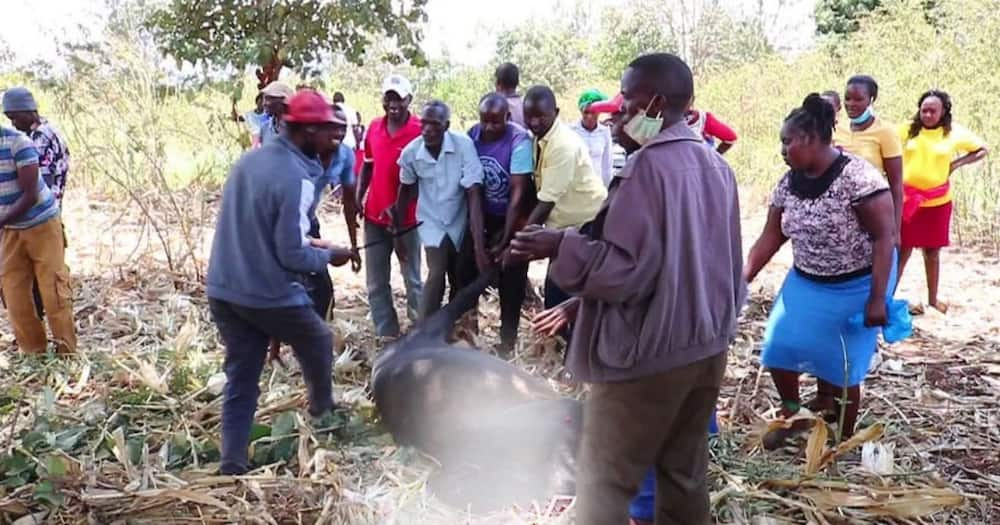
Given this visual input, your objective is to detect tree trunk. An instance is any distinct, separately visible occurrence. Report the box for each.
[255,51,284,89]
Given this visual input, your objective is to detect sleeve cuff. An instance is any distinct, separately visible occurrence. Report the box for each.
[549,227,583,286]
[537,190,561,203]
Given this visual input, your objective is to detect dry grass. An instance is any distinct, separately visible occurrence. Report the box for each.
[0,192,997,524]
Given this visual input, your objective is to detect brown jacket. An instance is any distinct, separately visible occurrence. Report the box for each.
[550,121,744,383]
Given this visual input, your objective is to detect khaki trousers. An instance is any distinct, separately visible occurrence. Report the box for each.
[576,351,726,525]
[0,218,76,353]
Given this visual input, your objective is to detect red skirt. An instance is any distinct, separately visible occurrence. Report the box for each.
[901,201,952,249]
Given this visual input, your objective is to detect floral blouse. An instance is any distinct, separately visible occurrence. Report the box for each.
[29,119,70,203]
[771,154,889,276]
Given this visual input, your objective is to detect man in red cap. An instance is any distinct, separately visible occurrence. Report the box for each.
[207,89,357,476]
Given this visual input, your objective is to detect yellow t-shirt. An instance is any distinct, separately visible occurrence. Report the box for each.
[833,117,903,174]
[898,123,986,207]
[534,122,608,229]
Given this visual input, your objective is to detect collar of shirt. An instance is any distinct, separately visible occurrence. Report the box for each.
[28,118,55,140]
[571,121,605,135]
[275,135,323,178]
[371,114,421,140]
[538,121,561,146]
[414,131,456,163]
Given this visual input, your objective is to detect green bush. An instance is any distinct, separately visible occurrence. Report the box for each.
[696,0,999,240]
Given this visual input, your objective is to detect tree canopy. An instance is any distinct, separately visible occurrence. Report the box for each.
[494,22,591,94]
[815,0,883,35]
[146,0,429,89]
[593,0,770,79]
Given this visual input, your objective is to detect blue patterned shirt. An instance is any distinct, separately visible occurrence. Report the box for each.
[29,118,70,203]
[0,127,59,229]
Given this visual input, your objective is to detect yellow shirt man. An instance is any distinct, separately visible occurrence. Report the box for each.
[535,122,607,229]
[898,123,986,208]
[834,117,902,174]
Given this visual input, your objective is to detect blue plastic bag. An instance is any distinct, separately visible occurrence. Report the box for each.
[848,298,913,343]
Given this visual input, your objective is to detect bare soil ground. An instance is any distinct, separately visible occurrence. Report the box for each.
[0,192,997,524]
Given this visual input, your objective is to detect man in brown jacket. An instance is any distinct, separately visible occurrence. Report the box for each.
[508,53,744,524]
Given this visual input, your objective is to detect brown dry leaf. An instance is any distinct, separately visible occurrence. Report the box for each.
[843,423,885,448]
[172,315,199,353]
[0,500,31,516]
[135,488,231,511]
[817,423,886,470]
[803,487,965,518]
[298,413,314,478]
[119,355,168,395]
[804,418,828,475]
[110,426,136,480]
[872,491,966,518]
[11,510,49,525]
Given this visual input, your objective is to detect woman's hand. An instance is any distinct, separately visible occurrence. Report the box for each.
[864,297,888,328]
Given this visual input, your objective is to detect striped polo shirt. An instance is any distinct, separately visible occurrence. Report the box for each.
[0,127,59,229]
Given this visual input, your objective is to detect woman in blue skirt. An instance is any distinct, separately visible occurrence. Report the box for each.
[744,93,897,449]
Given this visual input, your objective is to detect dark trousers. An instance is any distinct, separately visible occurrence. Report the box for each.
[543,222,592,340]
[460,214,529,348]
[208,298,335,475]
[544,221,592,310]
[421,235,463,319]
[543,268,572,310]
[306,218,334,320]
[575,352,726,525]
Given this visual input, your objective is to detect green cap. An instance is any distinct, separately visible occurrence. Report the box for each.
[578,88,607,111]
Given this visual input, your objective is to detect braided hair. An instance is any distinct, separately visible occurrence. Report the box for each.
[784,93,837,144]
[821,90,841,108]
[908,89,953,139]
[846,75,879,102]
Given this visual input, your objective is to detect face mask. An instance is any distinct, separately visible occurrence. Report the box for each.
[623,99,664,146]
[850,106,873,125]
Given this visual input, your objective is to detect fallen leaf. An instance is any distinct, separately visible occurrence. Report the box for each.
[11,510,48,525]
[804,418,829,475]
[803,487,964,518]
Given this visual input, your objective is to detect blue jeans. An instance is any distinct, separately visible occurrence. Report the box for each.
[209,299,336,475]
[628,410,719,522]
[363,221,422,337]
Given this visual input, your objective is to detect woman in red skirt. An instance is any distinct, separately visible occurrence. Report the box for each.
[898,90,988,313]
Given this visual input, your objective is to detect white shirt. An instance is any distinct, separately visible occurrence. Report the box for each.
[339,102,361,150]
[398,131,484,247]
[571,121,613,187]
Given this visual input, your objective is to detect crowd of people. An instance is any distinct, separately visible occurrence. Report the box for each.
[0,49,990,524]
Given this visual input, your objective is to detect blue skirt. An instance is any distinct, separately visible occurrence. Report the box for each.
[761,254,898,387]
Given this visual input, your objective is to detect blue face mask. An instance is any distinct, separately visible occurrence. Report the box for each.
[850,106,874,125]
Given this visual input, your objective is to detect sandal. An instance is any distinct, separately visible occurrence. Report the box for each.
[804,398,839,424]
[762,418,814,451]
[908,303,925,316]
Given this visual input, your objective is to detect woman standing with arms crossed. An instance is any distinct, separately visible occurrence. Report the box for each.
[745,94,897,447]
[897,90,988,314]
[835,75,904,235]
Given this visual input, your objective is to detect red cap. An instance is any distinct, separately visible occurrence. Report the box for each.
[283,90,336,124]
[586,93,623,115]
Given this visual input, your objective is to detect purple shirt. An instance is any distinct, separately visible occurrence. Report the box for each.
[468,122,534,216]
